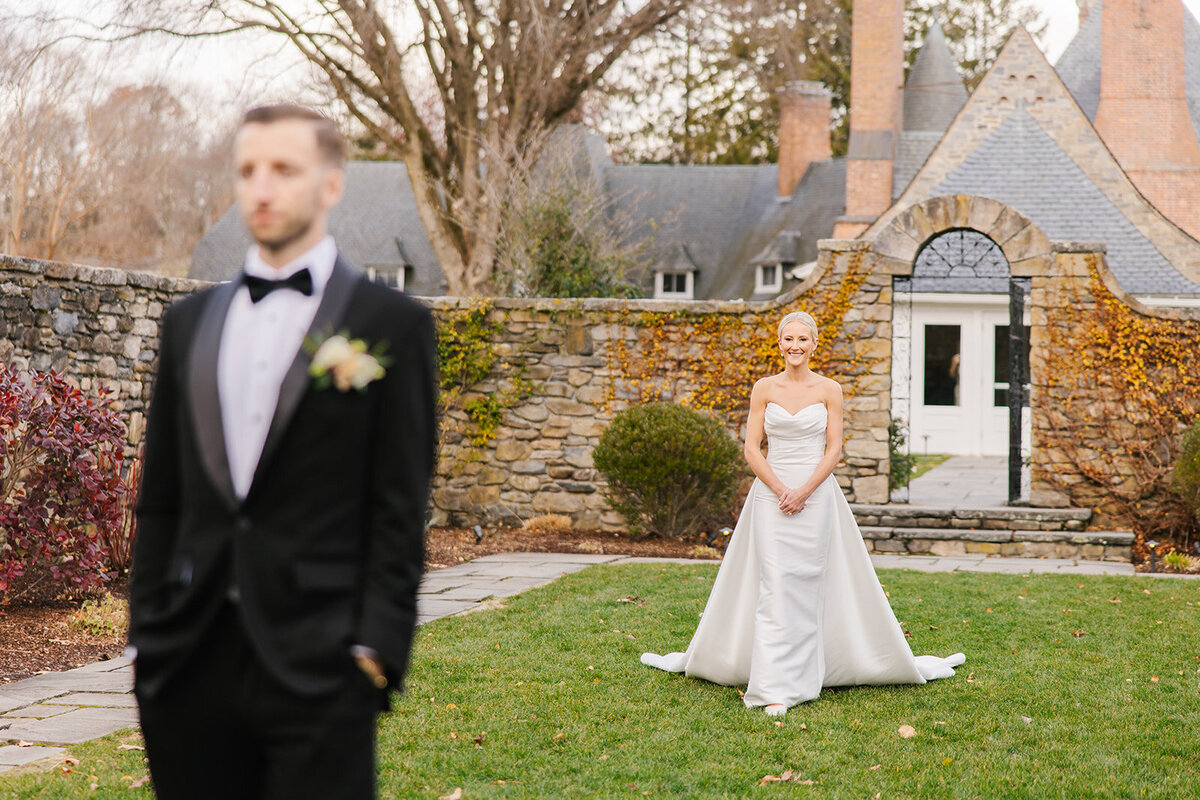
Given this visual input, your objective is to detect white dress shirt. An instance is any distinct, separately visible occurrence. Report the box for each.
[218,236,337,499]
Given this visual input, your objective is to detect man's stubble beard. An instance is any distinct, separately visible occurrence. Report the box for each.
[254,213,315,258]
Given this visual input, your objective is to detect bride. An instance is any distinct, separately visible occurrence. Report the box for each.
[641,311,964,716]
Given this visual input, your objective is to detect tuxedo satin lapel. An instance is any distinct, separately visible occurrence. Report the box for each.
[251,257,363,491]
[187,281,240,512]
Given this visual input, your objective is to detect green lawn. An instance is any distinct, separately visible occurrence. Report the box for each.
[6,564,1200,799]
[910,454,951,482]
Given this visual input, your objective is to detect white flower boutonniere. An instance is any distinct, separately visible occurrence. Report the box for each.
[306,332,391,392]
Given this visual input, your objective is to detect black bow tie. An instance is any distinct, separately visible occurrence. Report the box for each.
[243,268,314,303]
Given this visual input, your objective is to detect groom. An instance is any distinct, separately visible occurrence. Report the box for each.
[129,104,436,800]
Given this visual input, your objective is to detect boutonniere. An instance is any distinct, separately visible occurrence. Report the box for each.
[305,331,391,392]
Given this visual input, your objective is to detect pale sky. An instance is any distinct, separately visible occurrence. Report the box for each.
[10,0,1200,107]
[1039,0,1200,60]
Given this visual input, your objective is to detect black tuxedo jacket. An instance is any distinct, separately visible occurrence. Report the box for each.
[130,257,436,699]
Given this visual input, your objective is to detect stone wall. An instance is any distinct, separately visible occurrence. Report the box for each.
[428,241,894,528]
[1028,245,1200,529]
[2,249,895,531]
[1,254,204,450]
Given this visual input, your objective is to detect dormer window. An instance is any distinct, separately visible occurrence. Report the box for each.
[756,264,782,293]
[367,266,412,290]
[655,271,694,299]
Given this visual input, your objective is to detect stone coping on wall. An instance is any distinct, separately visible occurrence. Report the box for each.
[0,254,210,295]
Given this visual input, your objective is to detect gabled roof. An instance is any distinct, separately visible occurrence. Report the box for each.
[894,25,968,198]
[871,28,1200,297]
[190,161,447,296]
[933,106,1200,294]
[1055,0,1200,143]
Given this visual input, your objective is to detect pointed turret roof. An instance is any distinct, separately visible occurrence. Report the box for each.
[893,25,969,199]
[870,28,1200,297]
[903,25,968,132]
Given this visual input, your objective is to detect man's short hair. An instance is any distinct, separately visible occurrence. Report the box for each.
[241,104,348,167]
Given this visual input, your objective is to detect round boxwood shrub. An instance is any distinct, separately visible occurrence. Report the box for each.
[593,402,741,538]
[1172,416,1200,524]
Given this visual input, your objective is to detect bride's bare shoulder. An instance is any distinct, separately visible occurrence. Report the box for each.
[752,374,784,395]
[812,373,843,396]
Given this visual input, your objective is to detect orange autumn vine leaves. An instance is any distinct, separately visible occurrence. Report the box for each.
[604,251,879,429]
[1040,254,1200,541]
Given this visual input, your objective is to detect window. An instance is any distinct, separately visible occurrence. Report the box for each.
[756,264,782,293]
[655,271,693,299]
[366,266,409,291]
[923,324,961,406]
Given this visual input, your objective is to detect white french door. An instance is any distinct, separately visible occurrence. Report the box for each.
[902,296,1029,457]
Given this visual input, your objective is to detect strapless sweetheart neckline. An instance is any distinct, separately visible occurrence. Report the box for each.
[766,401,825,417]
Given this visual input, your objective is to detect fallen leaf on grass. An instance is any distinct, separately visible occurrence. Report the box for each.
[898,724,917,738]
[966,672,976,683]
[1150,676,1159,683]
[759,770,813,785]
[617,595,645,606]
[450,732,458,740]
[869,764,881,771]
[118,744,145,751]
[130,776,150,788]
[473,732,487,746]
[1109,597,1122,604]
[439,789,463,800]
[942,757,953,766]
[1072,629,1085,637]
[1020,716,1032,724]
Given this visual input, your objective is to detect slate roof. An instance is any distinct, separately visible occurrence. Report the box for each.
[895,26,968,198]
[932,105,1200,296]
[190,161,447,296]
[191,128,845,300]
[706,159,847,301]
[1055,0,1200,141]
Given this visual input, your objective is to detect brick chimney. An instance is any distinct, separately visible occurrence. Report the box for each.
[834,0,905,238]
[777,81,832,198]
[1093,0,1200,239]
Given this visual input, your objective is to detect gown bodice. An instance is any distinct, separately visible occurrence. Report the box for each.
[764,402,828,479]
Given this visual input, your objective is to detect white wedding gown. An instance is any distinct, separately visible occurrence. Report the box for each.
[641,402,965,709]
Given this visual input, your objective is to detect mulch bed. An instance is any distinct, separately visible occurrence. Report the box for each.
[0,527,717,685]
[0,603,127,686]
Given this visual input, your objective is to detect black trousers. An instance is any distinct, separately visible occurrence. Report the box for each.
[135,602,383,800]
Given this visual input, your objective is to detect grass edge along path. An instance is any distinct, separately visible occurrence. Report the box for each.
[5,563,1199,799]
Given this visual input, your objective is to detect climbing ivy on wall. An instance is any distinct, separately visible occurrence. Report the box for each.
[1039,255,1200,545]
[604,250,879,430]
[435,299,530,447]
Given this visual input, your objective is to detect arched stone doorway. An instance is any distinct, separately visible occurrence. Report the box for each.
[870,196,1053,505]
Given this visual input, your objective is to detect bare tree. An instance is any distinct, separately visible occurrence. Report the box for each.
[0,33,114,260]
[0,28,234,273]
[106,0,687,295]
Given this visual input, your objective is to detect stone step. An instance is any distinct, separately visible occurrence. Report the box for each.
[851,503,1092,532]
[857,524,1133,562]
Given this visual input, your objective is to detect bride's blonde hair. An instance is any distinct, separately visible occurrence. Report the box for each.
[777,311,818,341]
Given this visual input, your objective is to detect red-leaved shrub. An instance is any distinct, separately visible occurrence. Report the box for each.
[0,365,128,600]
